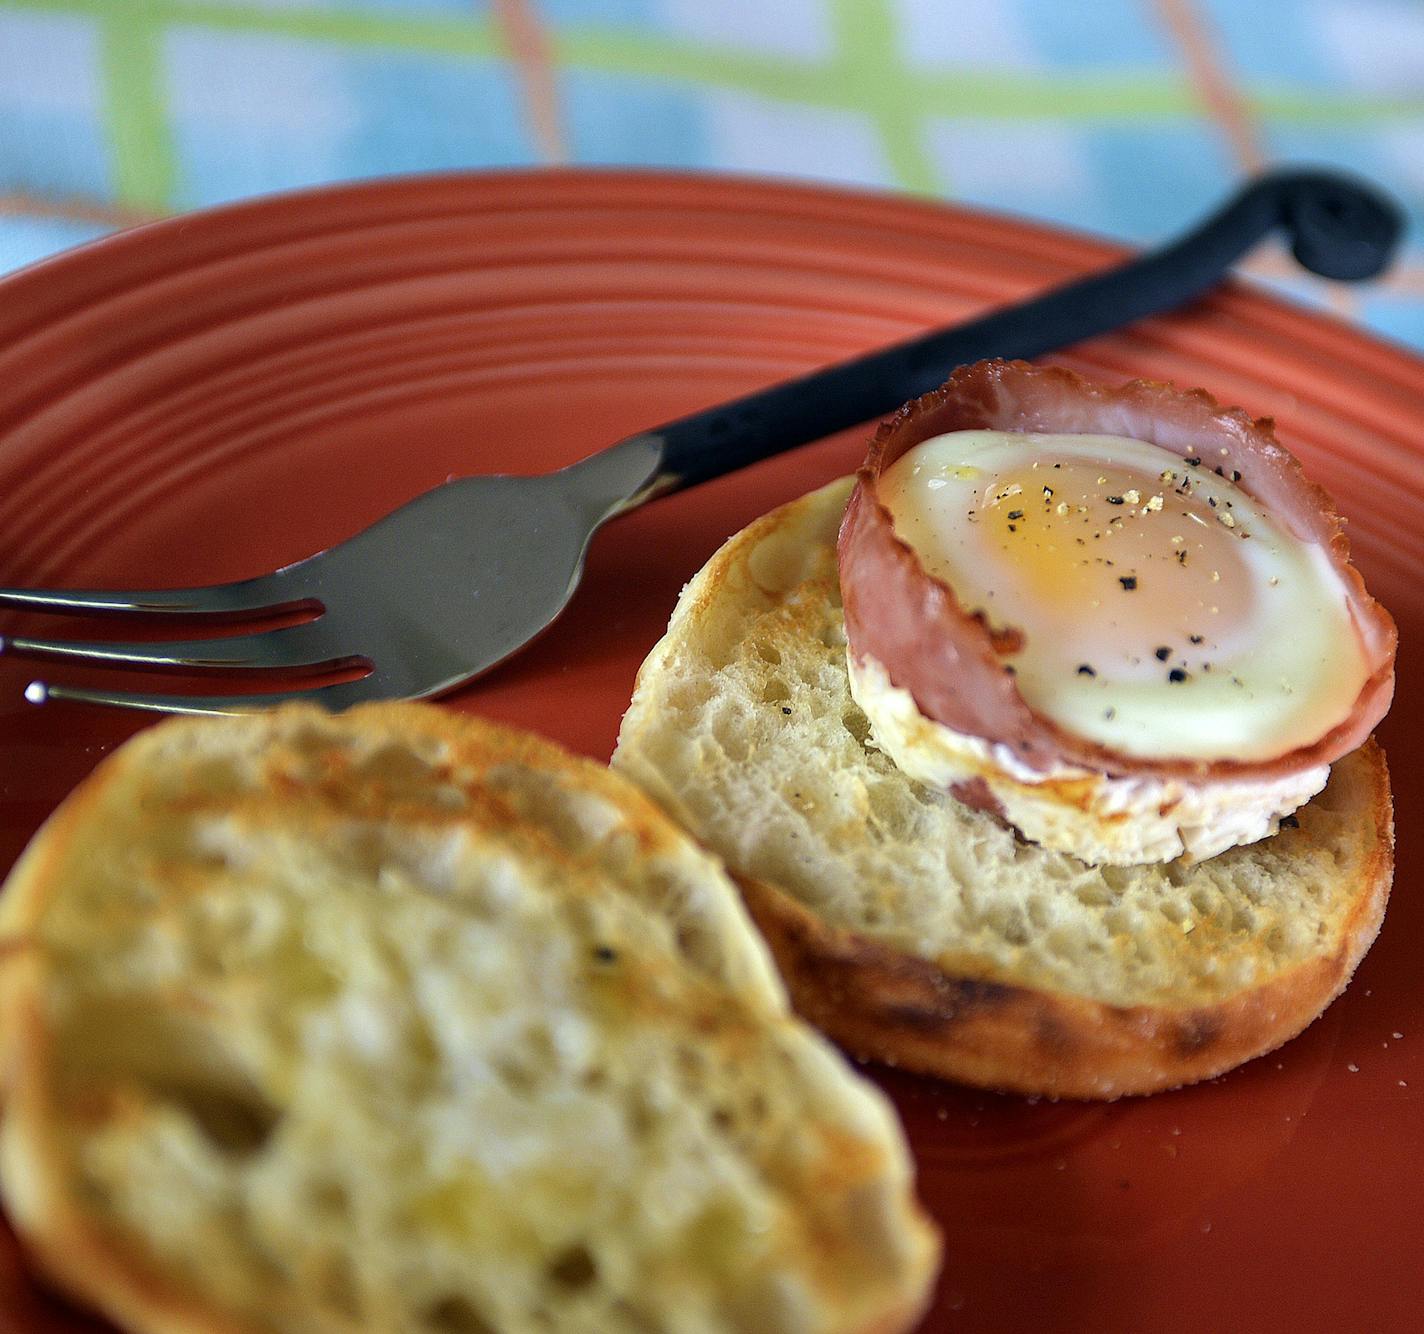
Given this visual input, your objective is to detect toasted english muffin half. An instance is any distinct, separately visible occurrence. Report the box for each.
[0,703,938,1334]
[613,479,1393,1099]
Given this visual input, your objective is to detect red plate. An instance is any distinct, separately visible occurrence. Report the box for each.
[0,170,1420,1333]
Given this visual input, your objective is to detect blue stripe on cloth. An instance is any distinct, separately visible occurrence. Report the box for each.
[0,215,112,274]
[164,27,531,208]
[698,90,891,189]
[896,0,1043,72]
[534,0,658,26]
[1199,0,1336,91]
[0,9,113,198]
[1076,121,1236,241]
[927,117,1234,246]
[652,0,832,61]
[1018,0,1178,71]
[1361,292,1424,351]
[561,68,711,167]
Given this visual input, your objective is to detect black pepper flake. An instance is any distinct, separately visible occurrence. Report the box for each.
[1042,486,1054,499]
[1106,495,1125,505]
[1189,633,1204,644]
[593,946,618,963]
[1280,814,1301,829]
[1175,550,1188,564]
[1119,575,1138,590]
[1154,646,1171,661]
[1008,524,1017,532]
[1077,663,1097,677]
[781,706,792,715]
[1007,509,1024,520]
[1168,668,1188,683]
[1185,456,1202,466]
[1214,465,1225,476]
[1208,496,1218,507]
[1104,707,1117,720]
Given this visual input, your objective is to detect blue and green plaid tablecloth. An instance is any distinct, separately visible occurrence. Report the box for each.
[2,0,1421,348]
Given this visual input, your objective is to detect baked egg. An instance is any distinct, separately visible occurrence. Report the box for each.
[838,362,1396,866]
[876,429,1369,763]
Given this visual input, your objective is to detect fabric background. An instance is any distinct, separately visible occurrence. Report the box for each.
[1,0,1421,350]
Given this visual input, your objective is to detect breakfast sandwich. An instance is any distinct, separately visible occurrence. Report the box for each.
[614,359,1396,1099]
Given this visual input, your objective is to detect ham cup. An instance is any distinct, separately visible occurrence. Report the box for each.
[838,360,1396,865]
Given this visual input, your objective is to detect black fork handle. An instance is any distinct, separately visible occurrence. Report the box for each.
[643,168,1403,494]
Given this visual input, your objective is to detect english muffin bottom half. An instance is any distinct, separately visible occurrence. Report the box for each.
[613,480,1393,1099]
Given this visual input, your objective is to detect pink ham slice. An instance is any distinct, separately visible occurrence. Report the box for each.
[837,359,1396,779]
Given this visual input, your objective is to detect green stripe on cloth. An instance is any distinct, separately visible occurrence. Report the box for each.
[910,75,1424,124]
[826,0,939,193]
[7,0,1424,133]
[98,5,176,209]
[552,29,835,106]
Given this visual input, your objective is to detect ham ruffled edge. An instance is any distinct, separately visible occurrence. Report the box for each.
[837,359,1397,780]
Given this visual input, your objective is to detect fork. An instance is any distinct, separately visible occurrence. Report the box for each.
[0,169,1402,716]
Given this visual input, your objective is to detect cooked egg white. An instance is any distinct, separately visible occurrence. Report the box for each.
[850,429,1368,863]
[850,652,1329,865]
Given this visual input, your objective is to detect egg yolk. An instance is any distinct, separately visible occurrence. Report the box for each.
[973,459,1253,642]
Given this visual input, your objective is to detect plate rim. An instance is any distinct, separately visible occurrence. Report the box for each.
[2,165,1421,383]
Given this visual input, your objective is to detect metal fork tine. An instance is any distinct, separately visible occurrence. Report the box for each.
[0,575,295,617]
[25,678,376,716]
[1,625,351,672]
